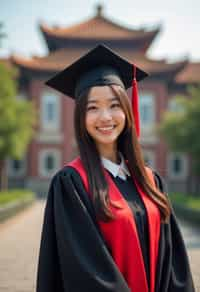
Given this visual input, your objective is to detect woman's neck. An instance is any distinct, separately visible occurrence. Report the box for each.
[97,144,120,164]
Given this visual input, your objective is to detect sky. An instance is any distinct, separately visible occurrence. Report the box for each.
[0,0,199,62]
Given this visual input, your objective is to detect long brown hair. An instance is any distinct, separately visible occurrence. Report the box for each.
[74,85,171,223]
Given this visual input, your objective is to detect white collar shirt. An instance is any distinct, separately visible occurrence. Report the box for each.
[101,153,131,181]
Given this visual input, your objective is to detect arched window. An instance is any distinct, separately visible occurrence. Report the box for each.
[167,152,188,180]
[41,91,60,131]
[139,93,155,127]
[173,157,182,174]
[45,155,55,171]
[39,149,61,178]
[7,158,26,177]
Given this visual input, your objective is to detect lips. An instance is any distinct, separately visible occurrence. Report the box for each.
[96,125,116,133]
[97,126,115,130]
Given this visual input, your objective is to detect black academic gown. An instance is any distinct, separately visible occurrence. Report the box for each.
[36,166,195,292]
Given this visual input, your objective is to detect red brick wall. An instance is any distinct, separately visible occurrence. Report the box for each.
[139,81,169,177]
[26,80,67,179]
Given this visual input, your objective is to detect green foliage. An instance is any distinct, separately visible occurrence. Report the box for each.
[0,189,35,206]
[170,193,200,211]
[0,63,36,161]
[159,86,200,174]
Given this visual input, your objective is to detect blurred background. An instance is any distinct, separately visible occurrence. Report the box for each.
[0,0,200,291]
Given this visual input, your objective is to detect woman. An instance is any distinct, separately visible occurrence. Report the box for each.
[36,44,195,292]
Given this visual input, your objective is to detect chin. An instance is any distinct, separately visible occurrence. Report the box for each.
[95,137,118,146]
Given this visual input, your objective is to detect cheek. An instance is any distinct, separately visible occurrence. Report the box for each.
[114,110,126,126]
[85,112,96,132]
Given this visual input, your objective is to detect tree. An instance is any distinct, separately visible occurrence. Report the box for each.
[159,86,200,193]
[0,62,36,190]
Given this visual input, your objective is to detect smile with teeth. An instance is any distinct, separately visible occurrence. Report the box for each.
[96,125,116,131]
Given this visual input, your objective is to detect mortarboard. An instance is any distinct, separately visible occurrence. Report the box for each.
[45,44,148,137]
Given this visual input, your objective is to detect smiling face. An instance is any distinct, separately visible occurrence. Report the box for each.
[85,85,126,156]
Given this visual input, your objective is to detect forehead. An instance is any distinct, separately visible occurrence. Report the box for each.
[87,85,118,103]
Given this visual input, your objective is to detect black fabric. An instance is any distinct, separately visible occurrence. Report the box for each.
[45,44,148,99]
[36,166,195,292]
[75,66,125,98]
[36,167,131,292]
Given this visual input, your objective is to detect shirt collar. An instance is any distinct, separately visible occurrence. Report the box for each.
[101,152,130,180]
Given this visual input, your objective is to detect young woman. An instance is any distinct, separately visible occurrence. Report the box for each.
[36,45,195,292]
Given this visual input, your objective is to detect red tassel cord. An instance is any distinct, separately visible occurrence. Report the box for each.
[132,65,140,138]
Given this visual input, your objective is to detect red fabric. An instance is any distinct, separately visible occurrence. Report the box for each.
[68,158,161,292]
[132,66,140,138]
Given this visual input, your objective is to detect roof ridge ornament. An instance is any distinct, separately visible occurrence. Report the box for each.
[96,3,103,17]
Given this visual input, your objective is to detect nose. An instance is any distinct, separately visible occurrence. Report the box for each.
[99,108,112,121]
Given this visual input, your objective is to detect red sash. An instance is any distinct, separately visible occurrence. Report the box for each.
[68,157,160,292]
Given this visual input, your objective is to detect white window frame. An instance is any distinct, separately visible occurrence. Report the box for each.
[139,92,155,128]
[39,149,61,178]
[7,157,27,178]
[41,91,60,131]
[167,152,188,180]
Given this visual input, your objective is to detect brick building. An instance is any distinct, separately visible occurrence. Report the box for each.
[6,5,200,196]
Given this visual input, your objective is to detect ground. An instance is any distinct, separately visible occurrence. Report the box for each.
[0,200,199,292]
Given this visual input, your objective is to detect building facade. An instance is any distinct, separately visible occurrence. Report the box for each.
[7,5,200,196]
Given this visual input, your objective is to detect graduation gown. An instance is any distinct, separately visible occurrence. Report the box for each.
[36,157,195,292]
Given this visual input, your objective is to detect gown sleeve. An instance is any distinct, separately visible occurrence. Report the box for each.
[153,170,195,292]
[36,167,131,292]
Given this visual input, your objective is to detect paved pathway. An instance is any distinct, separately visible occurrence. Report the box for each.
[0,201,44,292]
[0,200,200,292]
[177,218,200,291]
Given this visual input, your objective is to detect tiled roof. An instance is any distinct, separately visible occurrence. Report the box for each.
[39,15,159,41]
[175,63,200,83]
[11,48,87,71]
[11,48,187,76]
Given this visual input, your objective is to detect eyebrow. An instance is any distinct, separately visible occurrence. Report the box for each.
[87,97,119,104]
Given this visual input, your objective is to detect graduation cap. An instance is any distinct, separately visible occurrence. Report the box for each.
[45,44,148,137]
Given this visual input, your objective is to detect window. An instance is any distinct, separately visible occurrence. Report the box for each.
[7,158,26,177]
[41,92,60,130]
[173,157,182,173]
[139,93,155,126]
[45,155,55,171]
[167,152,188,180]
[39,149,61,178]
[46,102,54,122]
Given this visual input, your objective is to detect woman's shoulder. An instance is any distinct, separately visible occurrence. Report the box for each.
[55,166,82,180]
[51,157,84,184]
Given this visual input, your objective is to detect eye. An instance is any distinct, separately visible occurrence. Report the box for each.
[87,106,98,111]
[111,103,120,108]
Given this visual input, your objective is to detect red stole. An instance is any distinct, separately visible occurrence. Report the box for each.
[68,157,161,292]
